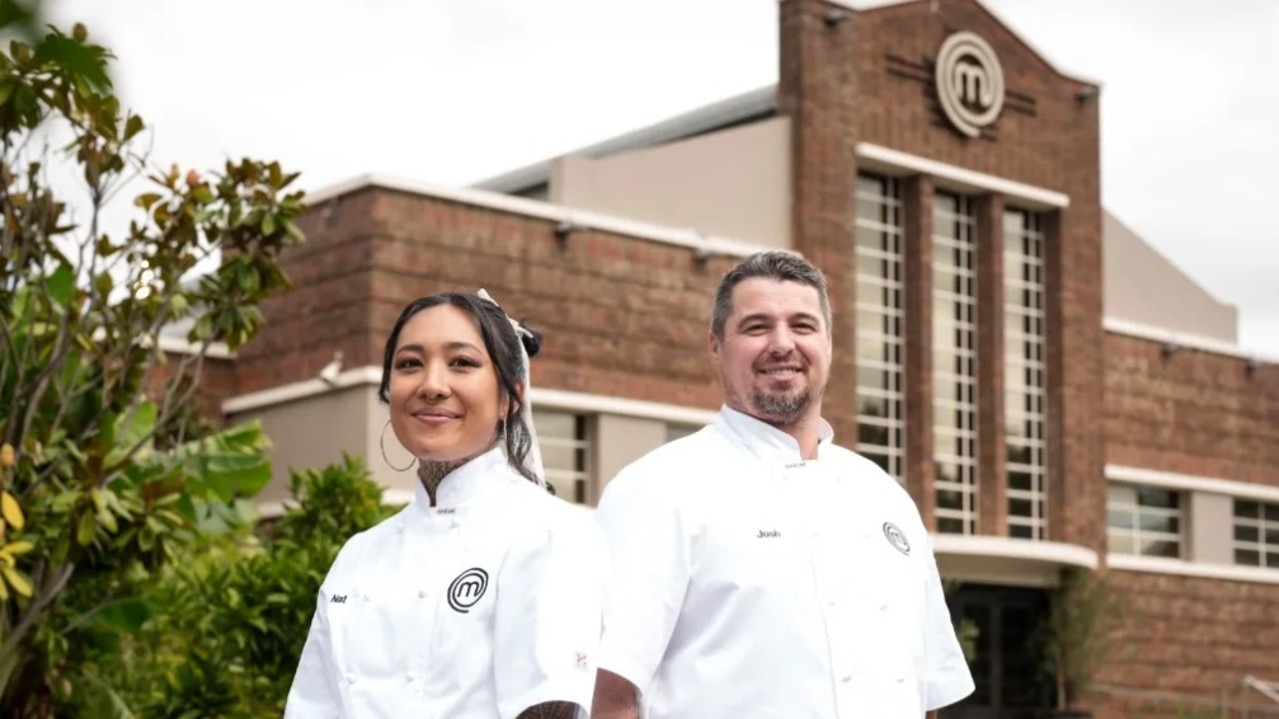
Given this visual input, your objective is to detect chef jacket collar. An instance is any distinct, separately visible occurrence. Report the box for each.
[410,445,516,515]
[716,404,835,466]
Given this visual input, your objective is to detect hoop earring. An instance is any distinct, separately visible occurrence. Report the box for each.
[380,420,415,472]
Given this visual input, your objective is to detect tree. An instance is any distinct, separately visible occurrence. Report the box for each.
[84,456,398,718]
[0,21,305,714]
[1034,568,1128,716]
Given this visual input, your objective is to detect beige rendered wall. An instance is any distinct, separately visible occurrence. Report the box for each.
[1103,212,1238,343]
[1188,491,1235,564]
[549,117,792,248]
[231,385,418,507]
[592,414,668,501]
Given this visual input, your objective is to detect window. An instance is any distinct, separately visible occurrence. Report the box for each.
[854,174,907,482]
[1233,500,1279,568]
[532,410,590,504]
[1106,484,1182,558]
[1004,209,1047,540]
[933,192,978,534]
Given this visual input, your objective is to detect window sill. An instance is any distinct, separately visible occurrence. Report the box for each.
[1106,553,1279,585]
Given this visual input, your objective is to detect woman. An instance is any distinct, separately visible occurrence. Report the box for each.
[285,291,606,719]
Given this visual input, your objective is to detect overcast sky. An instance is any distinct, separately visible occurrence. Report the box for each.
[46,0,1279,355]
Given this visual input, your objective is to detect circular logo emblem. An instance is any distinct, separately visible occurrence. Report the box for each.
[447,568,489,613]
[883,522,911,556]
[935,31,1005,138]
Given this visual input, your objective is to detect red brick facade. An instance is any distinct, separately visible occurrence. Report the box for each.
[235,187,736,408]
[1105,333,1279,487]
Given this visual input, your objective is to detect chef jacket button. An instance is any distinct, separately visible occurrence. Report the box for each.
[841,675,852,684]
[418,590,427,599]
[346,673,357,684]
[405,672,415,683]
[879,603,888,611]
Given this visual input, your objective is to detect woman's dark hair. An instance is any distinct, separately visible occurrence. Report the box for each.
[379,292,543,484]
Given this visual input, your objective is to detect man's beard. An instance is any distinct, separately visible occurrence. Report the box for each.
[752,387,811,425]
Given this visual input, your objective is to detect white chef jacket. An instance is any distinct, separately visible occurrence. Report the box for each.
[594,406,974,718]
[284,447,607,719]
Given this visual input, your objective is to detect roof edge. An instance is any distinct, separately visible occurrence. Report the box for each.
[303,172,772,259]
[823,0,1104,87]
[470,85,778,194]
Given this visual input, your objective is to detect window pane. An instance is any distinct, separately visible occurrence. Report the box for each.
[1140,540,1180,558]
[1236,549,1261,566]
[1235,524,1260,543]
[858,366,892,392]
[1136,487,1178,509]
[1009,524,1034,539]
[1265,502,1279,522]
[1107,510,1134,531]
[1009,498,1033,518]
[1107,484,1136,504]
[1267,553,1279,569]
[1138,514,1179,535]
[1009,470,1033,491]
[1234,500,1259,519]
[937,489,965,511]
[938,517,967,534]
[1108,533,1135,555]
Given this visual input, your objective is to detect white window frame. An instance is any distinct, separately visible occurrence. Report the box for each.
[1004,208,1048,540]
[1107,483,1183,558]
[532,409,590,504]
[1233,499,1279,569]
[854,174,907,482]
[933,192,979,535]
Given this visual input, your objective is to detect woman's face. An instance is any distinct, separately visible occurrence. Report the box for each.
[387,304,507,464]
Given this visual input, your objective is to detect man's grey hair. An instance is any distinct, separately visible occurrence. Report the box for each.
[710,250,832,339]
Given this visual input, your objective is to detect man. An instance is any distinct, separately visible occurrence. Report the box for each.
[591,251,974,718]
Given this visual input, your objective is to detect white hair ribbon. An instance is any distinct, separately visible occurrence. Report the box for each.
[476,288,546,489]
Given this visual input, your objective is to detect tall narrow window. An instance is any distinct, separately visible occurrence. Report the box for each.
[532,410,590,504]
[933,192,978,534]
[854,174,906,481]
[1004,209,1047,539]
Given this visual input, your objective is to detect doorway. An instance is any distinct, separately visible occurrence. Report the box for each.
[943,584,1053,719]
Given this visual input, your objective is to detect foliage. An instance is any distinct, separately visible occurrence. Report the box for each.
[83,455,399,718]
[0,20,305,715]
[1033,568,1128,711]
[941,579,981,665]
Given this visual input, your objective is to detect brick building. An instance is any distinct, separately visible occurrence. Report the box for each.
[190,0,1279,716]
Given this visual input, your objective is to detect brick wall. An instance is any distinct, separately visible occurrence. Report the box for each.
[234,187,736,409]
[1092,570,1279,719]
[234,188,380,395]
[1105,333,1279,486]
[146,352,237,427]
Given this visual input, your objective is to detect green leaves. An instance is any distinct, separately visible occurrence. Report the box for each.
[0,16,306,715]
[32,27,113,96]
[88,456,397,717]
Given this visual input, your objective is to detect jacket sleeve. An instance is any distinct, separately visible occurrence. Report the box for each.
[492,510,608,719]
[921,535,976,710]
[593,464,691,697]
[284,588,343,718]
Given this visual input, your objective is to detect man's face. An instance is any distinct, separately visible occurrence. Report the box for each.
[709,278,832,428]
